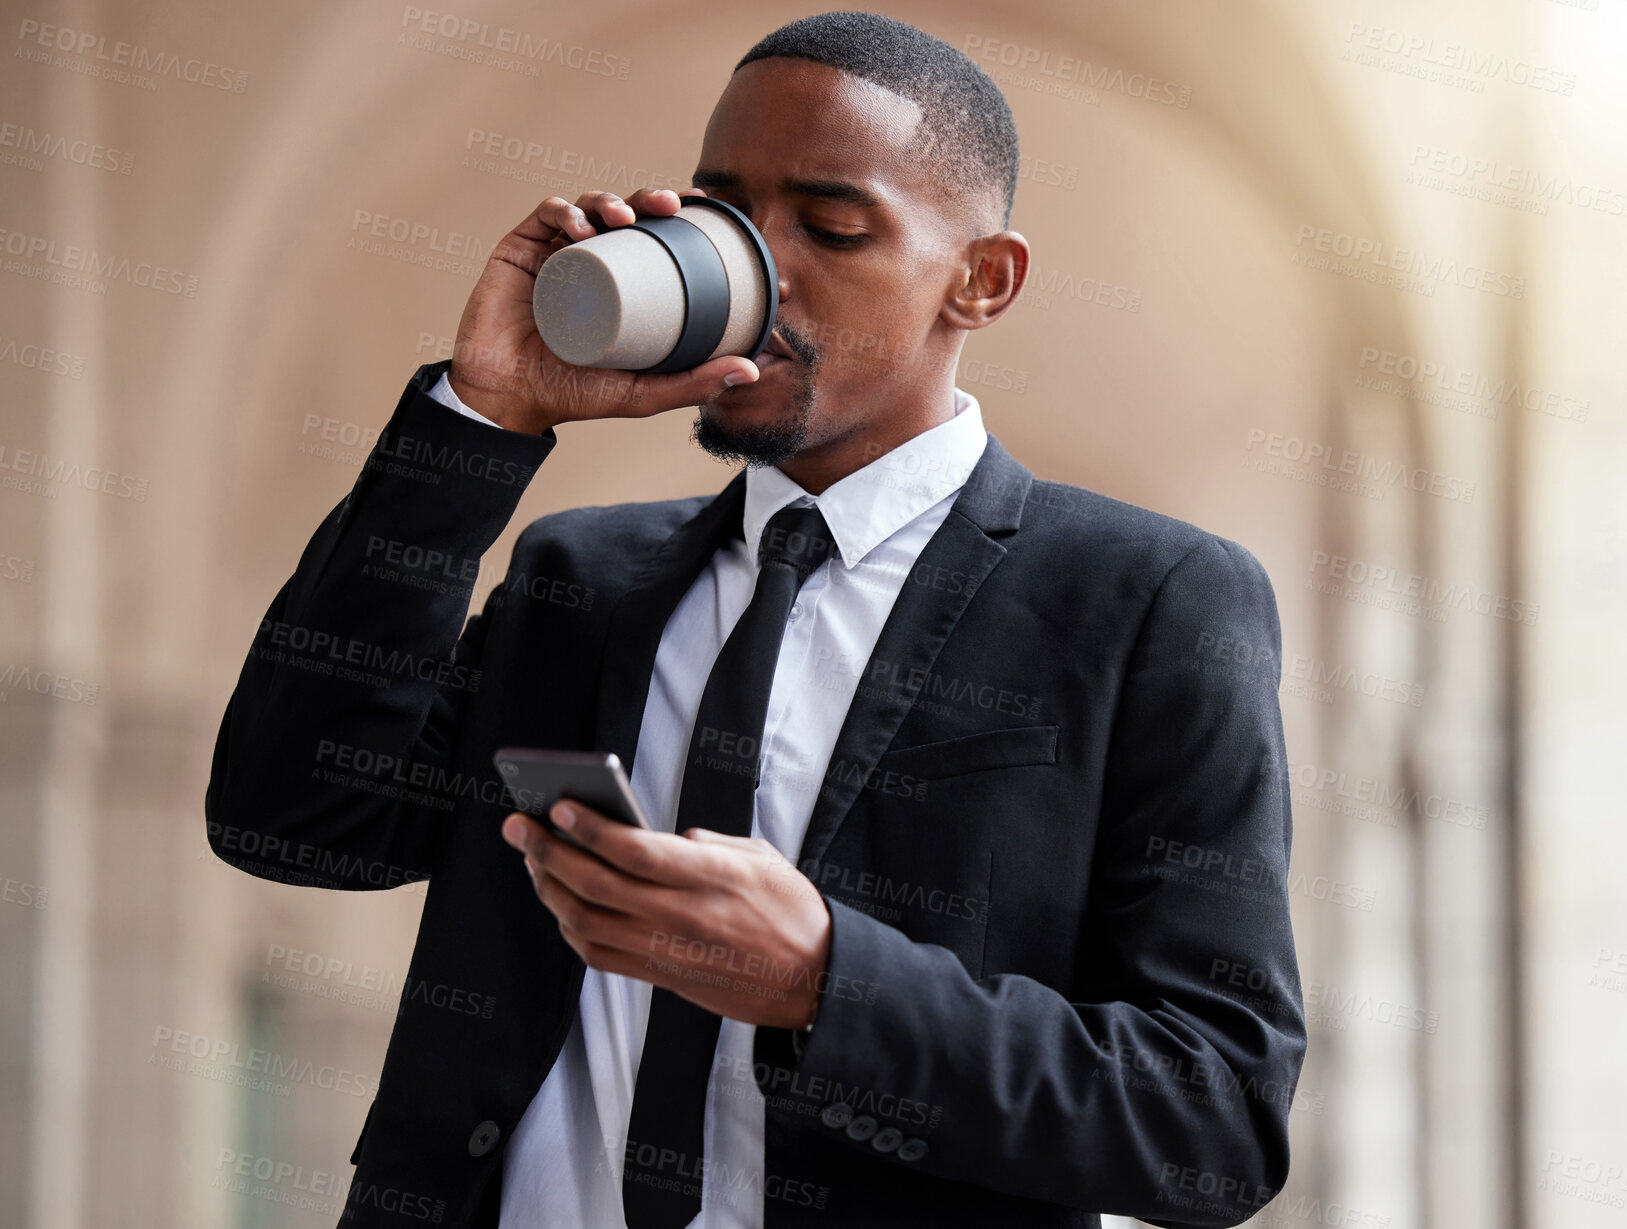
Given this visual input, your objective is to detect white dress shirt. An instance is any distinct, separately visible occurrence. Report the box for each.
[424,371,988,1228]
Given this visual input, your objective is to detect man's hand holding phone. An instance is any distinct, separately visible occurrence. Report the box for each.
[500,800,832,1032]
[447,188,762,435]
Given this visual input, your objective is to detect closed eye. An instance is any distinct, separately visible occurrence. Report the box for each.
[804,223,866,248]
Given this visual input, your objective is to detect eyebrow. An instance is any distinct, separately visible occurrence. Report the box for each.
[690,167,884,210]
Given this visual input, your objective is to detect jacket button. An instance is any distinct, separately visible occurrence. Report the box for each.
[819,1102,853,1129]
[844,1114,878,1142]
[870,1127,903,1153]
[896,1136,928,1162]
[468,1120,501,1157]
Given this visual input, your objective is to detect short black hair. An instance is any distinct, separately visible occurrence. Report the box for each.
[734,11,1019,232]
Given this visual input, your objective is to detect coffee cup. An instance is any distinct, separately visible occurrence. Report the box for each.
[532,196,778,373]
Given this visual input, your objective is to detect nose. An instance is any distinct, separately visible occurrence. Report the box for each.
[756,214,791,306]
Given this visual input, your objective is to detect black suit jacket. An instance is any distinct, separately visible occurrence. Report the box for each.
[206,361,1307,1229]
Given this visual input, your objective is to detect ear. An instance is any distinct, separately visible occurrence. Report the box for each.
[942,231,1030,331]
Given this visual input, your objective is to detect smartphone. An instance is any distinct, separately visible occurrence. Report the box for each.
[492,748,653,838]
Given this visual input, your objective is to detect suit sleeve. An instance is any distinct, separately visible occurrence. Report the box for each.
[425,367,504,428]
[769,536,1307,1228]
[203,361,556,890]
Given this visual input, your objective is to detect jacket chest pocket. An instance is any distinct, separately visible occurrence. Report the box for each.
[875,722,1059,781]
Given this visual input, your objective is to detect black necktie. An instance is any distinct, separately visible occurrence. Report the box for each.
[621,501,838,1229]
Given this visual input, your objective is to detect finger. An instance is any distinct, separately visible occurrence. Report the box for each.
[526,825,734,963]
[532,847,723,973]
[533,869,648,951]
[623,187,683,216]
[573,190,636,229]
[504,195,595,246]
[542,890,721,985]
[501,186,710,270]
[550,799,733,890]
[508,815,645,915]
[505,811,633,894]
[532,825,652,910]
[682,829,802,889]
[680,827,768,852]
[502,811,545,851]
[569,933,667,983]
[621,354,761,414]
[503,809,617,874]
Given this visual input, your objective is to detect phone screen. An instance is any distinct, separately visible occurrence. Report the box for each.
[492,748,653,833]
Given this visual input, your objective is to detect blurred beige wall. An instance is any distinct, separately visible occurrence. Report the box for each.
[1,1,1622,1227]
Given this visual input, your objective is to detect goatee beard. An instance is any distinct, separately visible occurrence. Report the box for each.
[690,376,814,468]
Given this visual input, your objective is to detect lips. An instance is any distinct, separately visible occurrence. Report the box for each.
[757,331,797,364]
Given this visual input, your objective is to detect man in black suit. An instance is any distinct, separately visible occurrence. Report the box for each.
[206,12,1305,1229]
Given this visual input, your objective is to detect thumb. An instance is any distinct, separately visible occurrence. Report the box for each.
[679,826,757,849]
[628,354,760,414]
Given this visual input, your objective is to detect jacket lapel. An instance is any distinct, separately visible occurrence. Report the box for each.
[797,433,1031,869]
[593,468,747,774]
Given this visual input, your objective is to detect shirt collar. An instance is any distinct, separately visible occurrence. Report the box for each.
[742,385,988,569]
